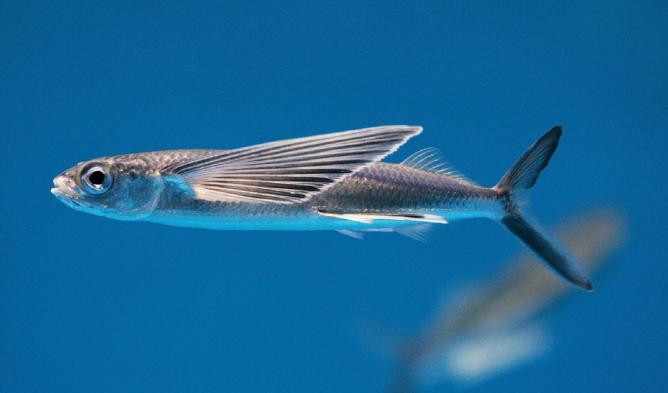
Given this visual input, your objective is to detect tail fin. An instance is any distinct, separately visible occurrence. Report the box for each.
[495,126,563,192]
[495,126,593,291]
[502,213,593,290]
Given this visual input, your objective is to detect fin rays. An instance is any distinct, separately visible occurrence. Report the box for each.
[163,126,422,204]
[401,148,475,184]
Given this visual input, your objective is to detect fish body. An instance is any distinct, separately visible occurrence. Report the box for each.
[52,125,591,290]
[146,161,501,231]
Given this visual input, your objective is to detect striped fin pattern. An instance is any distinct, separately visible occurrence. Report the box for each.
[163,125,422,204]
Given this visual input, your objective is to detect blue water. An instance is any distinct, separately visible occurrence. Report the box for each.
[2,1,667,392]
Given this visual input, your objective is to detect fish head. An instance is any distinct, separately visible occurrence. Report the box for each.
[51,155,165,221]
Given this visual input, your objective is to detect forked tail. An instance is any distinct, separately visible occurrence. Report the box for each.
[494,126,593,291]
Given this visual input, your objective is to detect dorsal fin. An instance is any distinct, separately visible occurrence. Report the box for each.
[401,148,476,184]
[401,147,445,171]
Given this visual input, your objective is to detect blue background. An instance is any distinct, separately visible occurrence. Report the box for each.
[2,1,667,392]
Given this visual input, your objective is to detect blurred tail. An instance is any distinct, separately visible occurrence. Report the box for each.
[494,126,593,291]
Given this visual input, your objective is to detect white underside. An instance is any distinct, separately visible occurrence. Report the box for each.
[145,208,502,231]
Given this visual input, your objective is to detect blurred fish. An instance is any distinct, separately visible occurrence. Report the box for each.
[385,209,627,392]
[51,125,591,289]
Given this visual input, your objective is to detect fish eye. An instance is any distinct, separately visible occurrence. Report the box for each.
[81,165,113,195]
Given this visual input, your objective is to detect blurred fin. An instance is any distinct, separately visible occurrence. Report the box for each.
[395,224,433,242]
[442,324,551,384]
[336,229,365,239]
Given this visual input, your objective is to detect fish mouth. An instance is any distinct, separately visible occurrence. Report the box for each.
[51,175,83,207]
[52,175,73,194]
[50,187,66,197]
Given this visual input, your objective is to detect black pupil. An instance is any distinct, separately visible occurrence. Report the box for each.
[88,170,105,186]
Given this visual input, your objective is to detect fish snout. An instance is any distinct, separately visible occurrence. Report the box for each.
[51,175,77,198]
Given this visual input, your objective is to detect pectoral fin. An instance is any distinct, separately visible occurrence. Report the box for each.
[319,209,447,224]
[162,125,422,204]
